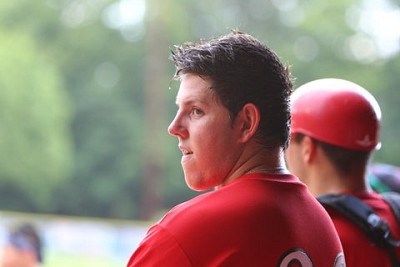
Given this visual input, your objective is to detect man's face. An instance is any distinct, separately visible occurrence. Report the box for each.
[285,138,308,184]
[168,74,243,191]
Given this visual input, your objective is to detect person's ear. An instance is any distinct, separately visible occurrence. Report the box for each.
[236,103,260,143]
[302,136,316,163]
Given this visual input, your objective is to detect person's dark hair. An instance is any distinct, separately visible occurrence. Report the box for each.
[292,133,371,175]
[8,223,43,263]
[170,30,293,149]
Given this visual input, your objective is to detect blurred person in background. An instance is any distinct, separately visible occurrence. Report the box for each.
[1,223,43,267]
[368,163,400,194]
[127,31,344,266]
[286,78,400,266]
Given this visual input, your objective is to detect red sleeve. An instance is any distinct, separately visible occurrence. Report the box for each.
[126,225,192,267]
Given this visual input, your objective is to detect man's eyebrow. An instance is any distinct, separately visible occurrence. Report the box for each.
[175,97,210,106]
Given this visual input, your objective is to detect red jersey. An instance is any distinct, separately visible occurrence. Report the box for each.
[325,191,400,267]
[127,173,344,267]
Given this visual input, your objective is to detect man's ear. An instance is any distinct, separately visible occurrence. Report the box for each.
[302,136,316,163]
[236,103,260,143]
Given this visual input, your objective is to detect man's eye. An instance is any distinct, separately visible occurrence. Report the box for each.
[191,108,204,116]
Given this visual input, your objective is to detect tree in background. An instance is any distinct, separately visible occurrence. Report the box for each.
[0,29,72,212]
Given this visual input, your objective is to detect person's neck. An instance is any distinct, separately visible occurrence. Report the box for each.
[309,163,369,197]
[246,145,289,173]
[221,146,289,188]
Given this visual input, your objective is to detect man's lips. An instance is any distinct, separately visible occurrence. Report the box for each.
[179,146,193,155]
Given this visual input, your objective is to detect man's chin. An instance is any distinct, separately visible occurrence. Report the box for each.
[184,176,214,192]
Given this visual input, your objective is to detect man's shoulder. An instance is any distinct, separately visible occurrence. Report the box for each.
[157,191,219,226]
[158,175,314,231]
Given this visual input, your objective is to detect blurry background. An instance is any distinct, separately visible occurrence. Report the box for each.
[0,0,399,265]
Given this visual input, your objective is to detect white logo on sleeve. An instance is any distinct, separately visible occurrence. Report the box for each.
[278,248,313,267]
[277,248,346,267]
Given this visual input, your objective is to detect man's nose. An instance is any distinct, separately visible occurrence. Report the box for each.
[168,114,188,138]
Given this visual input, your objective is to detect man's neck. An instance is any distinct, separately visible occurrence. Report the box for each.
[309,163,369,197]
[219,146,289,188]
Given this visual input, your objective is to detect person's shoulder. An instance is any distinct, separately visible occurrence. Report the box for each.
[159,174,303,228]
[157,191,214,226]
[353,191,395,211]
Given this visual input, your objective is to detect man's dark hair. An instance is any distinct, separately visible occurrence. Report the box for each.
[170,30,293,149]
[292,133,372,175]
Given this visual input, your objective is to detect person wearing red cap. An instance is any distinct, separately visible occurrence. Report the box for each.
[286,78,400,266]
[127,31,345,267]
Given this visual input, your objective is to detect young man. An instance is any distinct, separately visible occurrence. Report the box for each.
[127,31,344,266]
[1,223,43,267]
[286,78,400,266]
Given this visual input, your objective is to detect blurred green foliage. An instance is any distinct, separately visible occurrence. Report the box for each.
[0,0,399,220]
[0,29,72,211]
